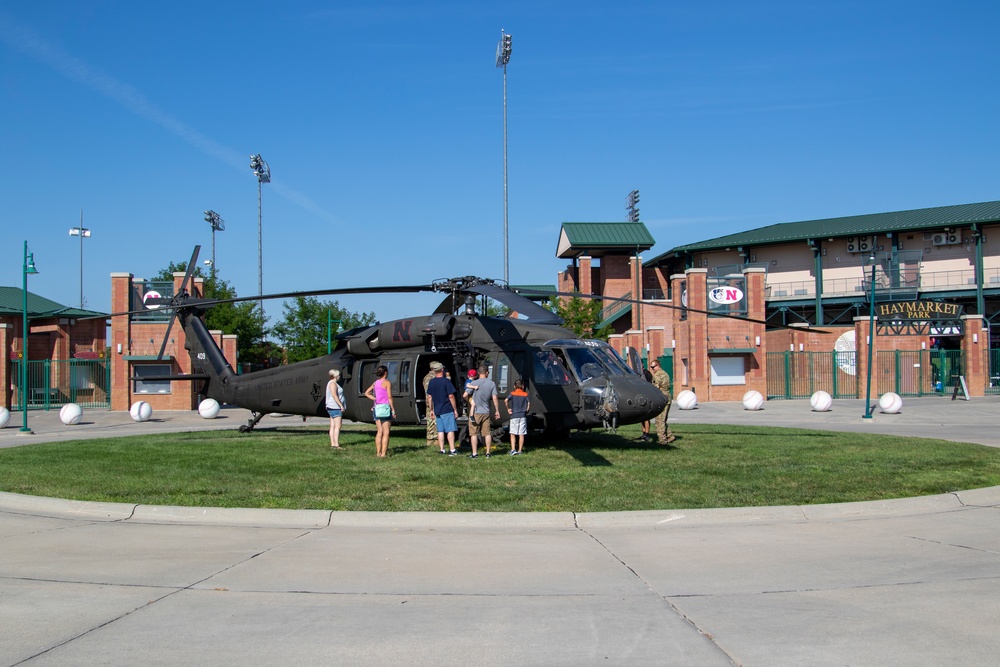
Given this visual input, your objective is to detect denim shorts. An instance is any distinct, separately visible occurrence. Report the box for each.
[436,412,457,433]
[327,408,342,419]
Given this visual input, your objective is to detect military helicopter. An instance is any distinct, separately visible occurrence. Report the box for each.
[133,246,667,436]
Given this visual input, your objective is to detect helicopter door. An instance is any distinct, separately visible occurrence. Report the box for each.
[531,349,577,430]
[624,346,643,374]
[359,359,415,423]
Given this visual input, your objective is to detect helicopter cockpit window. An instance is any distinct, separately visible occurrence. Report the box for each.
[383,360,401,393]
[533,351,570,386]
[562,342,633,382]
[588,343,636,376]
[398,360,410,393]
[496,353,511,393]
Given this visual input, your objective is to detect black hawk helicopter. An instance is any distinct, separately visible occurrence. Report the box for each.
[134,246,666,436]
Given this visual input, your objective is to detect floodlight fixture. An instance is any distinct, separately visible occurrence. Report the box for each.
[204,210,225,277]
[496,31,512,68]
[626,189,640,223]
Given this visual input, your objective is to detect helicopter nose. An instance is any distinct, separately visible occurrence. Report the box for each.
[612,377,667,421]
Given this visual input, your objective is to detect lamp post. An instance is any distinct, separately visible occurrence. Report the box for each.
[863,248,878,419]
[250,154,270,318]
[69,211,90,309]
[203,210,225,278]
[626,190,642,329]
[496,29,512,284]
[20,241,39,434]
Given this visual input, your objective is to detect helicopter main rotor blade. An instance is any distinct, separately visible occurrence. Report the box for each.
[92,283,436,319]
[463,283,563,324]
[516,288,830,334]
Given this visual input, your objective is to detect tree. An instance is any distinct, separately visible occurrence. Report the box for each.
[271,296,377,364]
[549,293,611,341]
[153,262,270,367]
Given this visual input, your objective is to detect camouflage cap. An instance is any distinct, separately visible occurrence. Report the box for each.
[430,361,445,371]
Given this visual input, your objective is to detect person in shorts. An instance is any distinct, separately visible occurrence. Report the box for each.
[326,368,346,449]
[423,361,445,447]
[464,364,500,458]
[504,379,529,455]
[426,364,460,456]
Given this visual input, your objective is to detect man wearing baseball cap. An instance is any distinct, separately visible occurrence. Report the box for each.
[426,362,460,456]
[422,361,445,448]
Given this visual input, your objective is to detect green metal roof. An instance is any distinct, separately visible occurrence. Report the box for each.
[511,284,557,302]
[0,287,107,318]
[671,200,1000,254]
[557,222,655,258]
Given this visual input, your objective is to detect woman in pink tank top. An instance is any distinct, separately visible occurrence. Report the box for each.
[364,365,395,457]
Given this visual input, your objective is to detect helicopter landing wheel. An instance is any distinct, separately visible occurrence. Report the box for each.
[239,411,266,433]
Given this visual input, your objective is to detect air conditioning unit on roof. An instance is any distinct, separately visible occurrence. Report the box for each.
[932,232,960,246]
[846,236,872,253]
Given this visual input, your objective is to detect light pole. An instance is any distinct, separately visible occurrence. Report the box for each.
[69,211,90,309]
[20,241,39,434]
[203,210,225,278]
[626,190,641,329]
[496,29,512,284]
[250,154,270,318]
[863,247,878,419]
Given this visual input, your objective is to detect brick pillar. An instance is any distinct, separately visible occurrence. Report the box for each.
[222,335,238,368]
[0,323,11,409]
[744,267,768,396]
[961,315,987,397]
[110,272,133,411]
[668,273,686,386]
[578,256,593,294]
[854,316,872,400]
[630,254,642,332]
[672,269,706,392]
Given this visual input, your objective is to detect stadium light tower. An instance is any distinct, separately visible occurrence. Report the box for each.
[249,154,270,316]
[496,29,512,284]
[203,210,225,278]
[69,211,91,309]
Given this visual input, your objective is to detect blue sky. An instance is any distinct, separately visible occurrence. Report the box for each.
[2,1,999,323]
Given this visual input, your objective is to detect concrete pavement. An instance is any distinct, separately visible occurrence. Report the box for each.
[2,396,1000,665]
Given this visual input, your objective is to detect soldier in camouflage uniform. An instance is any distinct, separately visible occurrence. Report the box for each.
[649,359,675,444]
[423,361,445,447]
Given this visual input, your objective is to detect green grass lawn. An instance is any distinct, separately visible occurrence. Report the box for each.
[2,423,999,512]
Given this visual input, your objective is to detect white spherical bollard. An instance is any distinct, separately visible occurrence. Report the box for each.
[198,398,221,419]
[59,403,83,425]
[0,406,10,428]
[742,390,764,411]
[810,390,833,412]
[129,400,152,422]
[878,392,903,414]
[675,389,698,410]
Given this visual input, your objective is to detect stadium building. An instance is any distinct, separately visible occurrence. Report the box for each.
[556,200,1000,401]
